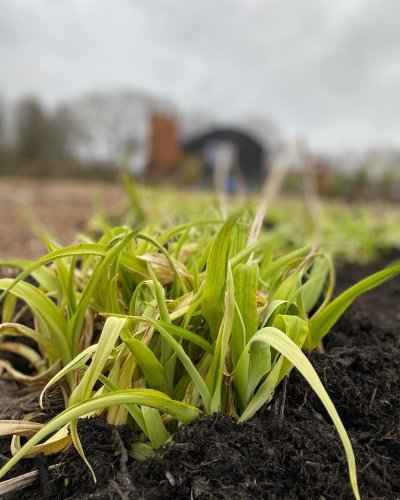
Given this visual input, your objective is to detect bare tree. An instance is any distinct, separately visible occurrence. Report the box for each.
[15,97,48,161]
[71,91,150,171]
[47,104,83,161]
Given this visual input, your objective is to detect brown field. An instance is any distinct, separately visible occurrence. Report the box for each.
[0,176,125,261]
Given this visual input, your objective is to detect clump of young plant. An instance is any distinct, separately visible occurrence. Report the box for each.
[0,204,399,499]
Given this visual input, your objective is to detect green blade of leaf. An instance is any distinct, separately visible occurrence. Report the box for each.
[68,231,138,354]
[138,317,212,412]
[272,314,309,382]
[0,245,110,302]
[0,389,200,481]
[300,256,330,313]
[130,441,154,460]
[141,406,171,449]
[121,331,171,395]
[0,259,58,292]
[239,327,360,500]
[0,323,56,360]
[107,315,214,355]
[146,262,172,367]
[0,279,70,367]
[262,245,311,281]
[206,265,235,413]
[69,317,127,405]
[202,214,239,342]
[309,263,400,349]
[39,344,98,408]
[1,294,17,323]
[94,371,148,435]
[232,263,259,365]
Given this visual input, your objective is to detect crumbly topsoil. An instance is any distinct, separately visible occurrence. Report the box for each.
[0,254,399,499]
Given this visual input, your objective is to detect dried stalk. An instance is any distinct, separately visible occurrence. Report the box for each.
[247,141,297,263]
[0,464,61,496]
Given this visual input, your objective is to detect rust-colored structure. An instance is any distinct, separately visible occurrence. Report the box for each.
[148,113,182,176]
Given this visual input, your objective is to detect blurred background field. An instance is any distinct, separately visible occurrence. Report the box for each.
[1,175,398,266]
[0,177,122,259]
[1,1,399,261]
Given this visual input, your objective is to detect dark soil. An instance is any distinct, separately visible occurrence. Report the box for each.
[0,254,399,499]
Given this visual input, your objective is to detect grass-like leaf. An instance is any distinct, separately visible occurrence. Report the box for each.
[0,389,200,481]
[309,262,400,349]
[202,214,239,341]
[238,327,360,500]
[0,279,70,366]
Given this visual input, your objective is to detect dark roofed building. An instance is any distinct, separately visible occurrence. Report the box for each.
[182,127,267,192]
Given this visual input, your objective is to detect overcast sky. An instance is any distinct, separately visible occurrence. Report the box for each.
[1,0,400,152]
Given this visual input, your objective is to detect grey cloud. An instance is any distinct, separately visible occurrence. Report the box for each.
[1,0,400,151]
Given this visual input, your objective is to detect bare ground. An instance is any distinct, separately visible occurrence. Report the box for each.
[0,177,125,261]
